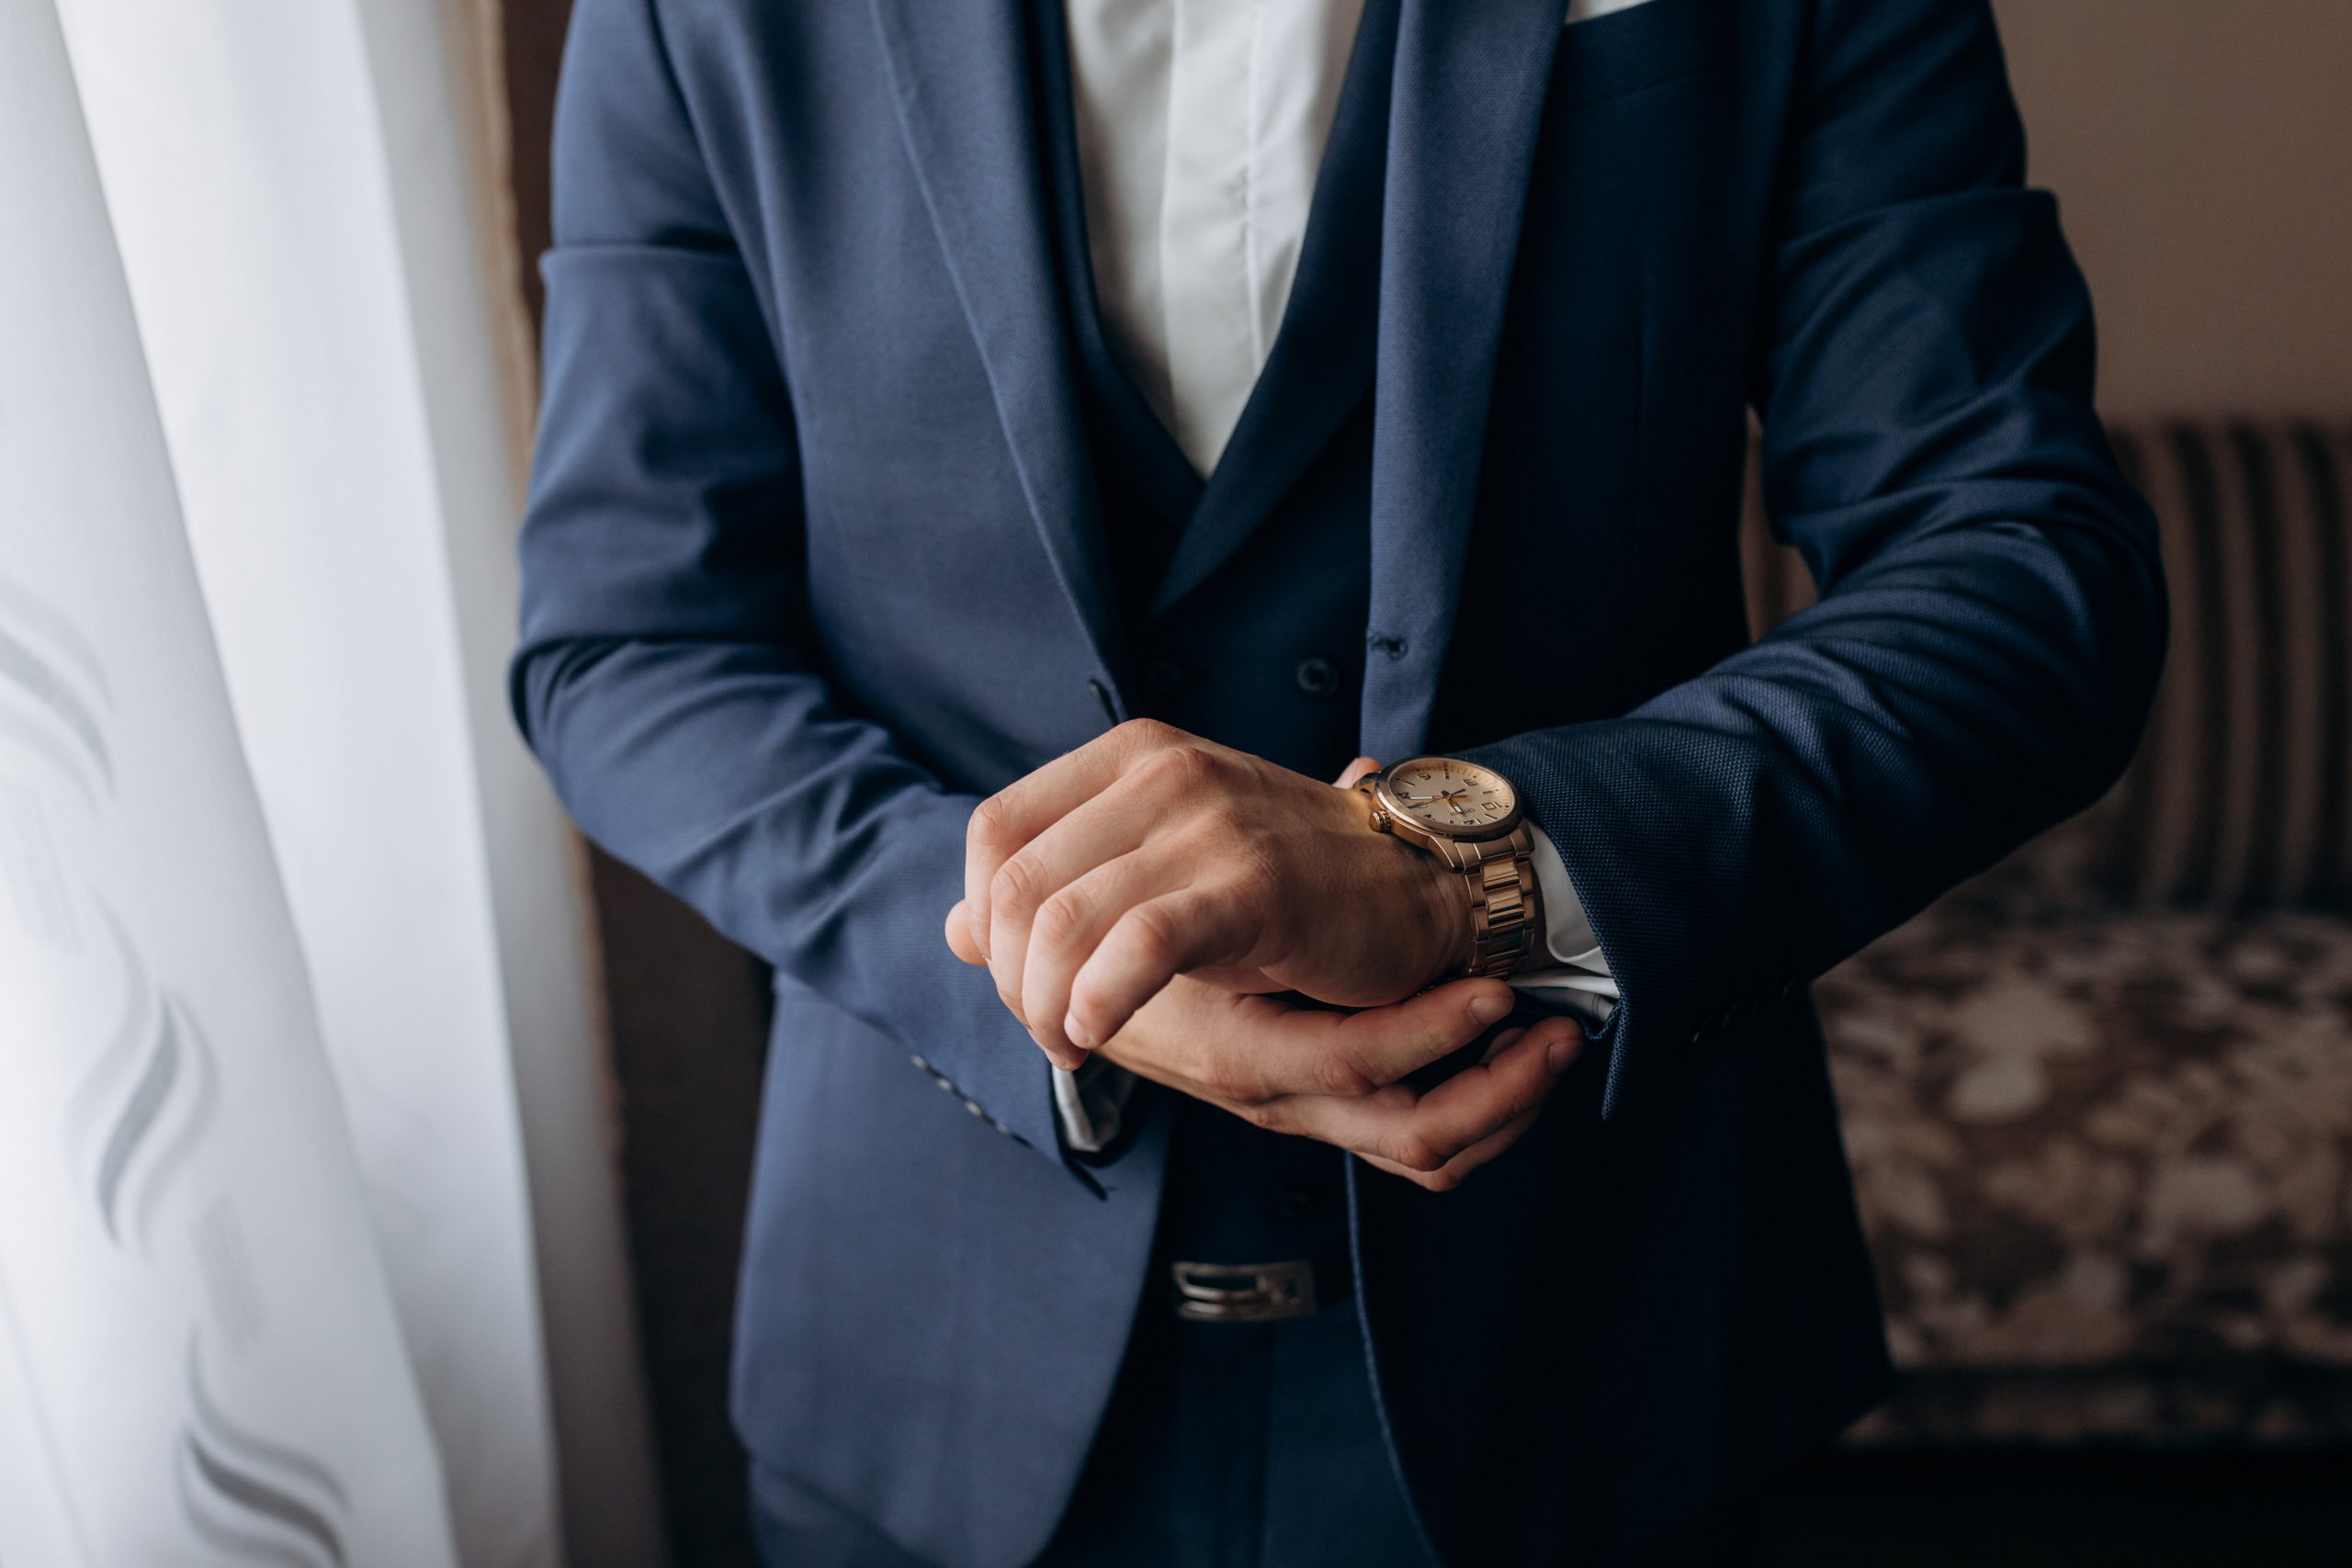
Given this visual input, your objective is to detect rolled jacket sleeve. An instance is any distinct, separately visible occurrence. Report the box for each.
[1465,0,2166,1121]
[509,0,1071,1168]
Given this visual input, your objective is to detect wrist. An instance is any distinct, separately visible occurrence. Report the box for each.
[1346,767,1476,991]
[1414,850,1475,987]
[1340,782,1473,994]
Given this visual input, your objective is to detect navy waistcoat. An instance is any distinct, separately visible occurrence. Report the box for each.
[1032,0,1400,1268]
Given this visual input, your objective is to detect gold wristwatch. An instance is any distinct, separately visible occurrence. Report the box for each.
[1356,757,1544,980]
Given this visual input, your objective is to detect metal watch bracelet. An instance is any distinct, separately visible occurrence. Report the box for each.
[1433,828,1543,979]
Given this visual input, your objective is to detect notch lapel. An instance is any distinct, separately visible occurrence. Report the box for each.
[866,0,1123,686]
[1360,0,1566,762]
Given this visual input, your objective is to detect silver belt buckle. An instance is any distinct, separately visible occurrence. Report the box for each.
[1170,1258,1318,1323]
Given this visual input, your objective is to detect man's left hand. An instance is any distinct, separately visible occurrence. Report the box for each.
[953,720,1466,1069]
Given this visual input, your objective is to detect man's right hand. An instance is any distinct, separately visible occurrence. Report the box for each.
[957,894,1579,1190]
[1110,976,1578,1191]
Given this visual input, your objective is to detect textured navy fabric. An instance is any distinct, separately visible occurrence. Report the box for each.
[751,1303,1433,1568]
[1032,0,1395,1280]
[511,0,2165,1563]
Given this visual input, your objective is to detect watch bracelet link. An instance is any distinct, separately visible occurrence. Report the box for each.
[1436,829,1541,979]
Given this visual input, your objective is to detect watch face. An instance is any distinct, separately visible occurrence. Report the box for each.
[1380,757,1521,837]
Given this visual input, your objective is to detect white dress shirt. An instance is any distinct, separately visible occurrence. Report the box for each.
[1053,0,1623,1150]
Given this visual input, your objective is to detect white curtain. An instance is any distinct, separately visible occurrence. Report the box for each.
[0,1,664,1564]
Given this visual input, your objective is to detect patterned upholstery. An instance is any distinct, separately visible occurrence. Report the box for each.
[1742,423,2352,1443]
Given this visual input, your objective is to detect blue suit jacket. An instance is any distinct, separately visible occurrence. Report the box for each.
[512,0,2166,1562]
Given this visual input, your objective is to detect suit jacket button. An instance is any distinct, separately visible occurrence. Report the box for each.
[1295,657,1339,698]
[1142,657,1186,695]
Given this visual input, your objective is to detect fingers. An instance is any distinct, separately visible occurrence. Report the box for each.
[1264,1018,1579,1188]
[1354,1101,1544,1190]
[1062,885,1259,1052]
[1352,1021,1584,1190]
[1268,979,1519,1096]
[1130,980,1516,1108]
[1334,755,1382,788]
[984,784,1167,1043]
[962,719,1199,956]
[1017,849,1182,1068]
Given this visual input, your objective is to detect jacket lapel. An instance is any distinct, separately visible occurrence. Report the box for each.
[866,0,1124,686]
[1360,0,1566,762]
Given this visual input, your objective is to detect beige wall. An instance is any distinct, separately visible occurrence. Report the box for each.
[1992,0,2352,420]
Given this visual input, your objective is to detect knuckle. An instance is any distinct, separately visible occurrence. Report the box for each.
[989,854,1043,915]
[1031,886,1088,952]
[1224,835,1284,902]
[1391,1134,1444,1174]
[1115,716,1180,755]
[1313,1044,1378,1099]
[967,795,1015,852]
[1242,1098,1288,1131]
[1202,1055,1266,1107]
[1419,1024,1466,1065]
[1136,742,1213,792]
[1118,901,1183,966]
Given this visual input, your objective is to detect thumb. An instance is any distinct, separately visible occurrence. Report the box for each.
[1334,755,1382,789]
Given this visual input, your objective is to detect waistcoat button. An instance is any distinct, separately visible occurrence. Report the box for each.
[1294,657,1339,698]
[1142,657,1186,695]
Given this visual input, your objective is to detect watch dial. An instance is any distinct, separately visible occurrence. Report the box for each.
[1385,758,1517,834]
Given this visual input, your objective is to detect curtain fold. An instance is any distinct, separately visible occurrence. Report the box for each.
[0,0,663,1562]
[0,4,459,1562]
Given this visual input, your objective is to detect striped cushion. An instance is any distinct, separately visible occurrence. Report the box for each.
[1740,423,2352,911]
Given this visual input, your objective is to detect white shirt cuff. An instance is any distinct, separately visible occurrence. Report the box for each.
[1054,823,1616,1152]
[1051,1055,1139,1156]
[1510,825,1619,1021]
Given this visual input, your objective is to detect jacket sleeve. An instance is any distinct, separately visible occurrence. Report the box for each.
[509,0,1068,1164]
[1465,0,2167,1118]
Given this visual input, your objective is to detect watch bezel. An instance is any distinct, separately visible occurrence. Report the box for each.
[1373,756,1524,840]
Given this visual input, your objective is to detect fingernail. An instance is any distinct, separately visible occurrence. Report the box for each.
[1468,989,1512,1026]
[1547,1033,1581,1072]
[1064,1014,1098,1052]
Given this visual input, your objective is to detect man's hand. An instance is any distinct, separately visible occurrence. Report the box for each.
[952,721,1464,1068]
[957,901,1578,1190]
[1102,978,1579,1192]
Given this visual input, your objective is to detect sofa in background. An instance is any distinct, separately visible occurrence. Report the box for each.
[1743,423,2352,1446]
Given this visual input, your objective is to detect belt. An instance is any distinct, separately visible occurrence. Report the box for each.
[1168,1251,1353,1323]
